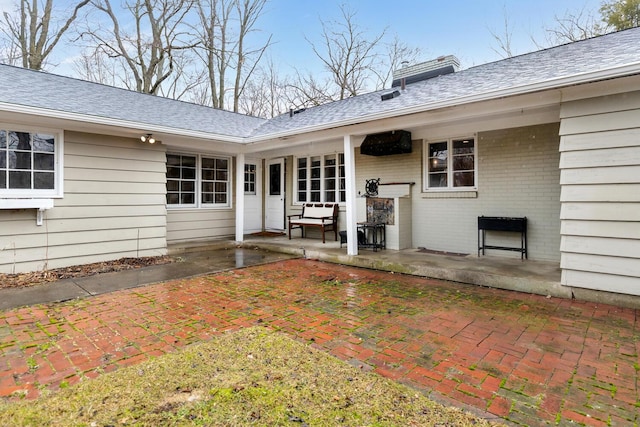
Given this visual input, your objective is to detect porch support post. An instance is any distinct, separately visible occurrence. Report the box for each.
[343,134,358,256]
[235,152,245,242]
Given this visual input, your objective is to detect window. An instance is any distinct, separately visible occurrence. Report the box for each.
[0,128,61,198]
[244,163,256,195]
[166,153,231,207]
[425,138,476,190]
[295,153,345,203]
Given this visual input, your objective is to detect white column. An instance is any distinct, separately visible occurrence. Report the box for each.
[235,152,245,242]
[343,135,358,255]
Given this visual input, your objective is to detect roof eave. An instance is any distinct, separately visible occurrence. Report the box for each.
[0,102,247,144]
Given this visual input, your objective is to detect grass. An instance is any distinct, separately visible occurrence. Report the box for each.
[0,327,502,426]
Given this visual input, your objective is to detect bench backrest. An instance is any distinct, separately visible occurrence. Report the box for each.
[302,203,338,219]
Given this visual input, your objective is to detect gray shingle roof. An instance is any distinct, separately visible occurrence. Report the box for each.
[251,27,640,138]
[1,27,639,141]
[0,66,266,138]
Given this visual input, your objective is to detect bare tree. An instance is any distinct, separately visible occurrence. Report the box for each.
[1,0,90,70]
[194,0,230,108]
[73,47,125,87]
[539,1,640,48]
[285,70,337,108]
[488,7,515,58]
[542,7,603,46]
[373,35,422,89]
[306,5,386,101]
[158,50,207,101]
[236,58,289,118]
[193,0,271,112]
[78,0,197,95]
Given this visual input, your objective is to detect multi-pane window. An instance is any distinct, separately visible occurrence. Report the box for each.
[426,138,475,190]
[201,157,228,204]
[244,163,256,195]
[166,153,230,207]
[296,153,345,203]
[0,130,57,193]
[166,154,196,205]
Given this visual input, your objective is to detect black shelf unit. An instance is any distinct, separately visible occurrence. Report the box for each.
[478,216,527,260]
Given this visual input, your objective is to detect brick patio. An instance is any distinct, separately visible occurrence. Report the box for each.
[1,259,638,425]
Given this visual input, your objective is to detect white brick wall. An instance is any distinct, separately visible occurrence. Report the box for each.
[353,123,561,261]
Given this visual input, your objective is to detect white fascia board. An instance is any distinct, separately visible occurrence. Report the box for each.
[245,63,640,143]
[0,102,246,144]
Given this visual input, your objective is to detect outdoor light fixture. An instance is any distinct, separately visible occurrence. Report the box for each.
[140,134,156,144]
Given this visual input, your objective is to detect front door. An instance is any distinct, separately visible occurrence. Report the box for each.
[265,158,285,230]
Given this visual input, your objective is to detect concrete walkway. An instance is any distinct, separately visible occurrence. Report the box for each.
[0,247,297,310]
[0,252,638,426]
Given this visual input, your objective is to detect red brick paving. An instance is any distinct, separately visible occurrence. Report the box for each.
[1,259,639,425]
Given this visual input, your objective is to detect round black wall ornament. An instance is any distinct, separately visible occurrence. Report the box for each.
[365,178,380,197]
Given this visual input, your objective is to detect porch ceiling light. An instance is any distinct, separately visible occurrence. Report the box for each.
[140,134,156,144]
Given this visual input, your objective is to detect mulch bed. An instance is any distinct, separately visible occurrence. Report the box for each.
[0,256,174,290]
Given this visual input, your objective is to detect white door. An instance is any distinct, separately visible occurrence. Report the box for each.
[265,158,285,230]
[243,160,263,233]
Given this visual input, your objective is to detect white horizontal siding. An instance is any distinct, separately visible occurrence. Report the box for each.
[65,180,166,194]
[560,128,640,151]
[0,131,167,274]
[559,146,640,169]
[560,165,640,185]
[559,89,640,118]
[167,209,236,243]
[561,220,640,239]
[561,252,640,277]
[559,90,640,295]
[562,269,640,295]
[561,235,640,258]
[559,109,640,135]
[561,184,640,202]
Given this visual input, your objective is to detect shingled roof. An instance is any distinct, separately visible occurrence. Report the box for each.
[251,26,640,139]
[1,27,639,142]
[0,65,266,139]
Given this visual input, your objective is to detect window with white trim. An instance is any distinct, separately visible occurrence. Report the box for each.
[295,153,345,203]
[244,163,256,195]
[166,153,231,207]
[0,127,61,198]
[425,138,476,190]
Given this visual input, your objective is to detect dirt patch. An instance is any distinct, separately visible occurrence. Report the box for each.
[0,256,174,290]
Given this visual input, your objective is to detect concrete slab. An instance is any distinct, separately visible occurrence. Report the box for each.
[0,280,87,310]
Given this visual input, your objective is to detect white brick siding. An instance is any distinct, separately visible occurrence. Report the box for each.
[353,123,561,261]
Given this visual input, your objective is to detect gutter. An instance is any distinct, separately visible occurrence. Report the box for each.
[0,102,247,144]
